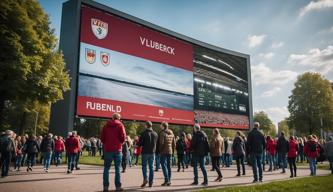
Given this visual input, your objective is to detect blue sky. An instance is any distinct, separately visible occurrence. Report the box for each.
[39,0,333,125]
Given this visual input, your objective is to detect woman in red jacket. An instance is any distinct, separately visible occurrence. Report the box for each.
[287,136,298,178]
[304,135,320,176]
[266,136,277,171]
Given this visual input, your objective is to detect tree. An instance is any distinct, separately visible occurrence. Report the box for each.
[288,72,333,135]
[0,0,70,129]
[278,118,290,137]
[254,111,277,136]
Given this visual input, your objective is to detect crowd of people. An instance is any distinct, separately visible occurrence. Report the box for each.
[194,110,249,127]
[1,114,333,192]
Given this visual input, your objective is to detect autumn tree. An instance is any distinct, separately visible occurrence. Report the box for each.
[254,111,277,136]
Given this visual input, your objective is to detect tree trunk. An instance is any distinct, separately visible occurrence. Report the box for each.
[19,112,27,135]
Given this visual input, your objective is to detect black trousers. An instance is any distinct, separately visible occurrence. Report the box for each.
[1,152,12,177]
[288,157,297,176]
[177,154,185,170]
[122,155,127,171]
[211,156,222,177]
[235,156,246,175]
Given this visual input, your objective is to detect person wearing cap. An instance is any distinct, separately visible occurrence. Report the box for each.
[247,122,266,183]
[101,113,126,192]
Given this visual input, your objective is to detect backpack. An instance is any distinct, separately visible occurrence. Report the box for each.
[0,137,13,153]
[308,142,317,152]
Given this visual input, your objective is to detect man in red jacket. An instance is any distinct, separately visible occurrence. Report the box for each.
[65,132,80,174]
[304,135,320,176]
[101,113,126,192]
[54,136,65,167]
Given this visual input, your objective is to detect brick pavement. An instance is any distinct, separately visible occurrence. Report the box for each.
[0,164,330,192]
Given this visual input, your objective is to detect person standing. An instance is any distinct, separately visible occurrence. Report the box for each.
[14,136,23,171]
[65,132,80,174]
[101,113,126,192]
[54,136,65,167]
[266,135,277,172]
[0,130,15,177]
[191,124,210,186]
[304,135,319,176]
[233,131,246,176]
[325,136,333,174]
[25,135,39,172]
[297,138,305,163]
[133,136,142,166]
[158,122,176,186]
[40,133,55,172]
[74,132,83,170]
[247,122,266,183]
[91,137,97,157]
[176,133,186,172]
[139,121,158,188]
[287,136,298,178]
[185,133,192,168]
[121,140,128,173]
[277,132,289,173]
[210,128,224,182]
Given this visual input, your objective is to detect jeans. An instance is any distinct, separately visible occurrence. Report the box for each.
[279,153,287,171]
[155,154,160,171]
[177,154,185,171]
[54,152,62,166]
[267,153,275,170]
[15,155,23,170]
[27,153,36,168]
[1,152,11,177]
[43,152,52,169]
[67,153,77,171]
[160,154,172,183]
[308,157,317,175]
[142,154,155,184]
[75,152,80,168]
[212,156,222,178]
[193,155,208,184]
[103,152,122,188]
[225,154,231,167]
[251,153,263,181]
[235,155,245,175]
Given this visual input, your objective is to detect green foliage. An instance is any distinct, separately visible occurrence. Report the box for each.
[254,111,277,136]
[278,118,290,137]
[288,72,333,135]
[0,0,70,130]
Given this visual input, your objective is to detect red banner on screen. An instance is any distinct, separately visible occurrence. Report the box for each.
[77,96,194,125]
[80,6,193,71]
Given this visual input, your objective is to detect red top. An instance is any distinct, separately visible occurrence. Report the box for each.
[134,139,142,155]
[65,136,80,154]
[288,138,298,158]
[101,119,126,152]
[55,139,65,152]
[304,139,320,158]
[266,138,276,155]
[185,139,191,153]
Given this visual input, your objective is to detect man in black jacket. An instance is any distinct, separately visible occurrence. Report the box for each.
[277,132,289,173]
[40,133,55,172]
[0,130,15,178]
[139,121,158,188]
[247,122,266,183]
[191,124,209,186]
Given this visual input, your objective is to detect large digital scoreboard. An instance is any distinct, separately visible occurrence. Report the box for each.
[49,0,253,135]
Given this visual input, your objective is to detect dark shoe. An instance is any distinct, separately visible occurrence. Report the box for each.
[236,174,241,177]
[177,169,180,172]
[149,183,153,188]
[103,186,108,192]
[141,180,148,188]
[281,171,286,174]
[167,182,171,186]
[75,167,80,170]
[252,180,258,183]
[259,179,263,182]
[290,175,293,178]
[29,167,32,171]
[27,168,29,172]
[161,182,168,186]
[115,187,123,191]
[217,177,223,182]
[201,182,208,186]
[191,182,198,185]
[67,170,72,174]
[242,172,246,175]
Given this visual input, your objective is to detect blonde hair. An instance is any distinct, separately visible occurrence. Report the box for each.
[112,113,121,120]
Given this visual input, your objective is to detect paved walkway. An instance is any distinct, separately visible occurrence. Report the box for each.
[0,164,330,192]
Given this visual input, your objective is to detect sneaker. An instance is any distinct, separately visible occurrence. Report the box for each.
[67,170,71,174]
[29,167,32,171]
[45,169,49,173]
[191,182,198,185]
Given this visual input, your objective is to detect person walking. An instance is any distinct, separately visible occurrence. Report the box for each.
[325,136,333,174]
[54,136,65,166]
[210,128,224,182]
[74,132,83,170]
[101,113,126,192]
[176,133,186,172]
[297,138,305,163]
[304,135,319,176]
[25,134,39,172]
[158,121,176,186]
[133,136,142,166]
[139,121,158,188]
[233,131,246,176]
[266,135,277,172]
[121,140,129,173]
[0,130,15,177]
[14,136,23,171]
[287,136,298,178]
[65,132,80,174]
[247,122,266,183]
[185,133,192,168]
[40,133,55,172]
[277,132,289,173]
[191,124,210,186]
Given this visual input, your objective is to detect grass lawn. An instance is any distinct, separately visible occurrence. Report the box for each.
[79,151,104,166]
[204,174,333,192]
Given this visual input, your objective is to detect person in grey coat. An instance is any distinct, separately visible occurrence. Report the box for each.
[233,131,246,176]
[325,136,333,174]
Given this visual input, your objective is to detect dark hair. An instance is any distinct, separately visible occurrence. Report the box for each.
[145,121,152,128]
[161,121,168,129]
[281,132,285,136]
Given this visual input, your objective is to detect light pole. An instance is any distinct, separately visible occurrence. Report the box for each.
[34,111,39,135]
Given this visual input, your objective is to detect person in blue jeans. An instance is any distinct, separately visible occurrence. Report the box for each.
[247,122,266,183]
[138,121,158,188]
[191,124,209,186]
[40,133,55,173]
[157,122,176,186]
[100,113,126,192]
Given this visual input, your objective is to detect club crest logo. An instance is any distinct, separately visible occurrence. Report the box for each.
[158,109,164,117]
[100,52,110,66]
[85,48,96,64]
[91,18,108,39]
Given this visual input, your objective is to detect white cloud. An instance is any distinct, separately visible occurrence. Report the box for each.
[271,41,284,49]
[299,0,333,17]
[288,45,333,75]
[259,52,275,60]
[248,34,266,48]
[251,63,298,86]
[261,87,281,98]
